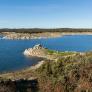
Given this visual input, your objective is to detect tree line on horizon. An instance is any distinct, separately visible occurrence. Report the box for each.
[0,28,92,33]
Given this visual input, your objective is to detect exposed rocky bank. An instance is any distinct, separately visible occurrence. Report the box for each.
[1,32,62,40]
[1,31,92,40]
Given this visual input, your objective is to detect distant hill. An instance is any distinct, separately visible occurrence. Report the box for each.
[0,28,92,33]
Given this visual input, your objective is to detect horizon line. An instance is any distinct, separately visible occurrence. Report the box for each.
[0,27,92,29]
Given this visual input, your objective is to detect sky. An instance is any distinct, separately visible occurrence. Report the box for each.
[0,0,92,28]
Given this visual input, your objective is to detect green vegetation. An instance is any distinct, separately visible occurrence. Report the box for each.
[47,49,76,56]
[35,53,92,92]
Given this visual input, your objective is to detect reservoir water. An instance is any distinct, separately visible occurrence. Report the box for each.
[0,35,92,72]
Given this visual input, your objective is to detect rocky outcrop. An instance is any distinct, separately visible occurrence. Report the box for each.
[23,44,59,60]
[24,44,48,58]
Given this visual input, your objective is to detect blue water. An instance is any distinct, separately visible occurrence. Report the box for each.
[0,35,3,39]
[0,35,92,72]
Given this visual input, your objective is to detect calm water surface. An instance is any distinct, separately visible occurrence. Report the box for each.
[0,35,92,72]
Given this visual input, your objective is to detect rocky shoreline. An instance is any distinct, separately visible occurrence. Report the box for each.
[1,32,92,40]
[1,32,62,40]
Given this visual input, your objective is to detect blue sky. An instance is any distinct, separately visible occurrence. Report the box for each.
[0,0,92,28]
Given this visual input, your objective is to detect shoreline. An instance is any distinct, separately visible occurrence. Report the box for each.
[1,32,92,40]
